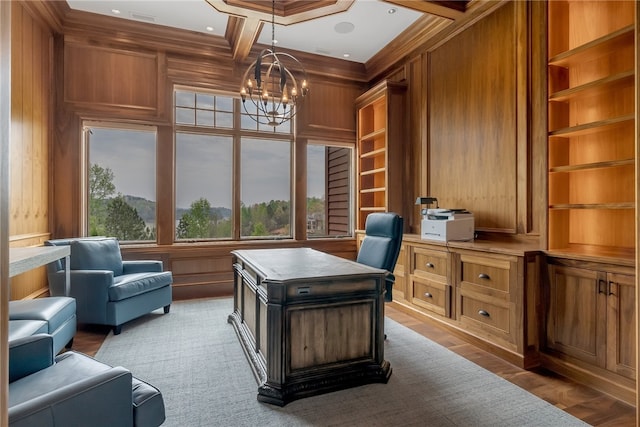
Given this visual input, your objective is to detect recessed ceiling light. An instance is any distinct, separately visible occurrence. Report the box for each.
[388,8,397,14]
[343,53,350,58]
[111,9,121,14]
[206,26,214,32]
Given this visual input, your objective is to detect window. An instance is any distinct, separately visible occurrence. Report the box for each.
[174,88,293,241]
[175,133,233,239]
[84,124,157,242]
[307,143,353,238]
[241,138,291,238]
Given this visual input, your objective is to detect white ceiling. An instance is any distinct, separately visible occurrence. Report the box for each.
[65,0,424,63]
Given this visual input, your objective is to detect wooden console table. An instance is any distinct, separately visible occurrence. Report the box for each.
[229,248,390,406]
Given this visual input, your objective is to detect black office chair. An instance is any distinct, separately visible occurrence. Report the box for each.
[356,212,403,302]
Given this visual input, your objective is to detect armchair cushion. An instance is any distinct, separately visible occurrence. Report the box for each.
[110,271,173,301]
[8,335,54,383]
[70,238,123,276]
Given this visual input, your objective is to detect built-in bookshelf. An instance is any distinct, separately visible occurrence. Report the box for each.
[547,0,636,259]
[355,80,407,230]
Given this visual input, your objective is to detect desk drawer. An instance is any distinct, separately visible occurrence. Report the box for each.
[460,295,510,334]
[412,278,450,317]
[412,247,448,277]
[460,254,511,293]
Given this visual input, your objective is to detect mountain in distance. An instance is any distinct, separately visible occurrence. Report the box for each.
[123,195,231,223]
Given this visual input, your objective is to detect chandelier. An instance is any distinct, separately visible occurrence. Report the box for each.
[239,0,309,127]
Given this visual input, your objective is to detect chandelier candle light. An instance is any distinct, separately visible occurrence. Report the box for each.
[240,0,309,127]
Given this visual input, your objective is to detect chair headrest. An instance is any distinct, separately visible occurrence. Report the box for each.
[364,213,403,238]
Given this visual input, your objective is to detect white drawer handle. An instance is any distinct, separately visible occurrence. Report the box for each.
[478,309,490,318]
[424,292,433,298]
[426,262,434,268]
[478,273,490,280]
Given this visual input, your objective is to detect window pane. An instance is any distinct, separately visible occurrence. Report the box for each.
[176,133,233,240]
[196,93,214,110]
[175,91,194,108]
[196,109,214,127]
[241,138,291,238]
[307,144,352,238]
[176,107,194,125]
[87,127,156,242]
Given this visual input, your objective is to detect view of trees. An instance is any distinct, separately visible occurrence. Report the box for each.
[90,163,300,241]
[89,163,155,241]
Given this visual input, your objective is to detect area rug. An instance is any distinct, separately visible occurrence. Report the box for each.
[95,298,588,427]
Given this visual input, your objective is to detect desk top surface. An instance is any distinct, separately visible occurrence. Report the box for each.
[231,247,386,283]
[9,246,70,277]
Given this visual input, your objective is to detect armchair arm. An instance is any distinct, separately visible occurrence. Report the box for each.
[9,335,54,383]
[49,270,114,324]
[9,365,133,427]
[122,260,163,274]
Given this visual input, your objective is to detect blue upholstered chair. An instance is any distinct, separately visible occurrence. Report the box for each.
[356,212,404,302]
[45,237,172,335]
[9,334,165,427]
[8,296,76,354]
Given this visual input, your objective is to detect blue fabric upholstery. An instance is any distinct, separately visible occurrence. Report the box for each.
[8,334,166,427]
[356,212,403,302]
[8,297,77,354]
[45,238,172,335]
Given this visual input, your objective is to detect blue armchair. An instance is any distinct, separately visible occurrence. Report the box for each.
[9,334,165,427]
[45,237,172,334]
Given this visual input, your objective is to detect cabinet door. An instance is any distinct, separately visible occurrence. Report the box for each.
[606,272,636,379]
[546,265,606,367]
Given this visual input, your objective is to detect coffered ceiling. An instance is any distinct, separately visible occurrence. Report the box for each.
[66,0,472,64]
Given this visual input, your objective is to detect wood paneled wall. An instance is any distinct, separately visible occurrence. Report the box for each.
[10,0,544,300]
[428,1,521,234]
[9,2,369,299]
[9,2,53,299]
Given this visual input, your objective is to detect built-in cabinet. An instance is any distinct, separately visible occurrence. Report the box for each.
[543,0,637,405]
[386,235,541,369]
[544,259,636,404]
[355,80,407,230]
[547,0,636,257]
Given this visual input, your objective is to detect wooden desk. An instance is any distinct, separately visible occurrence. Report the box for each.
[229,248,391,406]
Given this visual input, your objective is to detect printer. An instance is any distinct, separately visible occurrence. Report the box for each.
[416,197,474,242]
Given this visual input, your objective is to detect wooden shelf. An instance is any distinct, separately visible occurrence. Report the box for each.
[549,70,634,102]
[360,167,385,176]
[549,159,634,173]
[360,147,386,159]
[359,128,386,142]
[356,80,407,230]
[360,187,385,194]
[549,25,634,68]
[549,203,634,210]
[547,1,636,254]
[549,114,634,137]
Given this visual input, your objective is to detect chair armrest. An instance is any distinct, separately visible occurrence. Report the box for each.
[122,260,163,274]
[9,366,133,427]
[49,270,113,296]
[9,335,55,382]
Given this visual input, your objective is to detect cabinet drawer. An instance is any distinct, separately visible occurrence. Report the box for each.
[412,278,450,317]
[460,295,510,334]
[460,255,511,293]
[413,248,447,277]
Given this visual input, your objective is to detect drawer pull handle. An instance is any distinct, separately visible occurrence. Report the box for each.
[424,292,433,298]
[426,262,435,268]
[478,273,490,280]
[478,309,490,317]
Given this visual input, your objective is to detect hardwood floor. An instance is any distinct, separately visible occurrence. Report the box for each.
[69,299,636,426]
